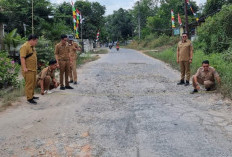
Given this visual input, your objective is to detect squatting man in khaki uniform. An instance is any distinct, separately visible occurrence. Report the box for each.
[55,34,73,90]
[177,33,193,86]
[191,60,221,94]
[37,60,60,95]
[20,34,39,105]
[68,37,81,85]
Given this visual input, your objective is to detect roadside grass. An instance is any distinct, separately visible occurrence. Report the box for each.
[0,52,101,111]
[0,81,25,111]
[145,47,232,98]
[126,35,179,50]
[77,52,100,66]
[92,48,109,54]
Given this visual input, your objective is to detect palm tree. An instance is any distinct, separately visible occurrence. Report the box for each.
[3,29,24,60]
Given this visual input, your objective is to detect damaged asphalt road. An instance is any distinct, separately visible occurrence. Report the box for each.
[0,48,232,157]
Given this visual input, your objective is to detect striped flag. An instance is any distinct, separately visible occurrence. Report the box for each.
[171,10,175,28]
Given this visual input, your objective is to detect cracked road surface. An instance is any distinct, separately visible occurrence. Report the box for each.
[1,48,232,157]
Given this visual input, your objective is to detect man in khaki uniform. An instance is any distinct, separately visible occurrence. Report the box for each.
[20,34,39,105]
[177,33,193,86]
[191,60,221,94]
[68,37,81,85]
[55,34,73,90]
[37,60,59,95]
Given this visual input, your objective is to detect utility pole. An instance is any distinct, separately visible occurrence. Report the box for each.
[184,0,189,37]
[0,23,4,50]
[81,21,84,53]
[32,0,34,34]
[138,1,141,40]
[23,23,27,37]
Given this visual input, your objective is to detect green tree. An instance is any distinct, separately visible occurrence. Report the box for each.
[0,0,53,36]
[143,0,198,37]
[53,2,73,31]
[3,29,24,56]
[75,1,106,40]
[106,8,134,41]
[203,0,232,16]
[198,4,232,54]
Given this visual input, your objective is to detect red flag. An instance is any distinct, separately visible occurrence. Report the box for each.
[178,13,182,26]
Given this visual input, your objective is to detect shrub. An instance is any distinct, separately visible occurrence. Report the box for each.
[197,4,232,54]
[36,37,55,71]
[0,51,20,88]
[127,35,179,50]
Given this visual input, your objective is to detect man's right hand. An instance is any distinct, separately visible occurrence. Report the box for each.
[56,63,59,68]
[23,67,28,72]
[196,84,200,90]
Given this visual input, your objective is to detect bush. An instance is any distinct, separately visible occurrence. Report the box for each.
[36,37,55,71]
[197,4,232,54]
[127,35,179,50]
[0,51,20,88]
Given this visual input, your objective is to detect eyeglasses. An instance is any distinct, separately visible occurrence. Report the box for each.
[182,36,187,38]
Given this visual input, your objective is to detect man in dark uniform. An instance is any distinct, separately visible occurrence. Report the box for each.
[37,60,59,95]
[54,34,73,90]
[20,34,39,105]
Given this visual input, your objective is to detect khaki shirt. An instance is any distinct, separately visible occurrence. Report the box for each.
[38,67,55,80]
[54,42,70,60]
[177,39,193,61]
[68,42,79,59]
[196,66,219,82]
[20,41,37,72]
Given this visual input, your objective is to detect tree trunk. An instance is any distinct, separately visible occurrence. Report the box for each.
[0,23,5,51]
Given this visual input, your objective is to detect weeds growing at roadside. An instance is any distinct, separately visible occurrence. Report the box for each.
[77,52,100,66]
[92,48,109,54]
[0,80,25,111]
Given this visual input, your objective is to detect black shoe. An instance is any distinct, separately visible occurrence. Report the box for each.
[65,86,74,89]
[69,80,73,83]
[177,80,185,85]
[60,86,65,90]
[74,82,77,85]
[33,96,39,100]
[185,81,190,86]
[190,89,198,94]
[206,88,211,91]
[28,99,37,105]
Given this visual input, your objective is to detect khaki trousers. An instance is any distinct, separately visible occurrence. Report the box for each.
[69,59,77,82]
[23,71,36,100]
[192,77,215,89]
[59,60,70,87]
[180,61,190,81]
[37,76,55,90]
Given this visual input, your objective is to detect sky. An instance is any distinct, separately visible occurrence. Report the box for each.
[50,0,207,15]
